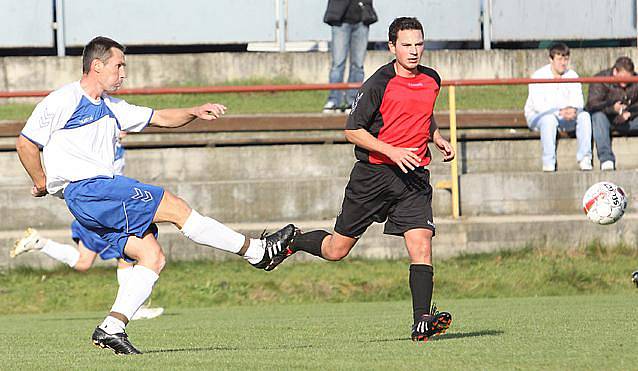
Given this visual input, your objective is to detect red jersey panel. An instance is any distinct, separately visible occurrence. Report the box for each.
[346,62,441,167]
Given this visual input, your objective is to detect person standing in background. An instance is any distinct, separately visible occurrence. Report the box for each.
[323,0,377,113]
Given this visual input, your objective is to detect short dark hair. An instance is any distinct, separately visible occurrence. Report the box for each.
[614,56,635,73]
[388,17,423,44]
[549,42,570,59]
[82,36,125,74]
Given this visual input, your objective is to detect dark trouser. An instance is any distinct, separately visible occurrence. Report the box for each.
[592,111,638,164]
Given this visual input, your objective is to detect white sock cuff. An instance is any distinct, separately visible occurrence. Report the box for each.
[181,209,203,238]
[134,265,159,283]
[40,240,80,268]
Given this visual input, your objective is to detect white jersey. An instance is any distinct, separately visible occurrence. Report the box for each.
[21,81,152,197]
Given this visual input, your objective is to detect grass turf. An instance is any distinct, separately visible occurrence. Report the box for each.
[0,84,534,122]
[1,295,636,370]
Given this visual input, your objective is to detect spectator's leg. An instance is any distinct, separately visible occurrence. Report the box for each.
[574,110,592,162]
[534,114,559,170]
[327,24,350,107]
[591,112,614,164]
[346,22,369,106]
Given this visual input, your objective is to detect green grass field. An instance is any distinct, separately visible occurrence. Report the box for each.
[1,295,636,370]
[0,84,533,122]
[1,245,638,369]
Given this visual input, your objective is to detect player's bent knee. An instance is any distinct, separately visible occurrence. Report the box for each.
[73,260,92,272]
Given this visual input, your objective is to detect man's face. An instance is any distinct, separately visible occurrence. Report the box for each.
[613,68,633,88]
[389,29,424,73]
[550,54,569,76]
[96,48,127,92]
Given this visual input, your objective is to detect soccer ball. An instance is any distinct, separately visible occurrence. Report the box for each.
[582,182,627,225]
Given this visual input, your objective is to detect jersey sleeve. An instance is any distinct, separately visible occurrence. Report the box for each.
[21,95,67,147]
[345,81,383,131]
[107,96,154,133]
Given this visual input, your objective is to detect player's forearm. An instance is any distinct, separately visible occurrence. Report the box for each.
[344,129,394,157]
[15,136,46,189]
[150,108,197,128]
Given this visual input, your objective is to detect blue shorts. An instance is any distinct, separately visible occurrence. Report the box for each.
[71,220,119,260]
[64,175,164,261]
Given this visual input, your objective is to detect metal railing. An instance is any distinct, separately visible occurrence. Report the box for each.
[3,75,638,220]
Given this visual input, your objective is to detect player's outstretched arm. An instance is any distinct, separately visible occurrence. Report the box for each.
[149,103,227,128]
[432,129,455,162]
[15,135,47,197]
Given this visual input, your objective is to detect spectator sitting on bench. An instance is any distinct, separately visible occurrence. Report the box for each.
[524,42,592,172]
[586,56,638,171]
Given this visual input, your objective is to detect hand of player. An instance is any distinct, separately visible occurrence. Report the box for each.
[433,136,455,162]
[387,147,421,173]
[196,103,227,120]
[621,111,631,121]
[30,185,47,197]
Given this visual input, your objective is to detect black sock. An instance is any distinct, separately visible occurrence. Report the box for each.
[290,230,330,258]
[410,264,434,323]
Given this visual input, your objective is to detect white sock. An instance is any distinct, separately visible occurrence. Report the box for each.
[110,265,159,321]
[99,315,126,335]
[243,239,265,265]
[116,266,135,286]
[180,209,245,253]
[40,240,80,268]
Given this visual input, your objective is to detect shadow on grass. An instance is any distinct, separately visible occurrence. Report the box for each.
[144,344,314,354]
[367,329,504,343]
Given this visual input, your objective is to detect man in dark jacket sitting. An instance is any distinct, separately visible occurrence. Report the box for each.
[586,57,638,171]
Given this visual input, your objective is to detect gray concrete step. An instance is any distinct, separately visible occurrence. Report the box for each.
[459,169,638,216]
[4,213,636,270]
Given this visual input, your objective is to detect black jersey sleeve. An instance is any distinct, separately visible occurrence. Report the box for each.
[345,82,383,131]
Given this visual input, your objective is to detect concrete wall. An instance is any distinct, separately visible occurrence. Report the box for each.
[1,47,636,91]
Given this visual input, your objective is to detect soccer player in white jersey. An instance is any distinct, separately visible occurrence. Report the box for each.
[11,133,163,321]
[15,36,298,355]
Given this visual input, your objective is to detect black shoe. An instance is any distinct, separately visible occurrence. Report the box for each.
[632,271,638,288]
[251,224,299,271]
[411,304,452,342]
[91,327,142,355]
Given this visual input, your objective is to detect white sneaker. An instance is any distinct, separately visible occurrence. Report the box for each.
[11,228,46,258]
[322,101,338,114]
[542,164,556,172]
[601,160,615,171]
[579,157,593,171]
[131,305,164,321]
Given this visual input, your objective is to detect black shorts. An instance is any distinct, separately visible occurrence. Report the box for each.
[334,161,435,238]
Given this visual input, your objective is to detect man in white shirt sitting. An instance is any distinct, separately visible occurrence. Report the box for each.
[524,43,592,172]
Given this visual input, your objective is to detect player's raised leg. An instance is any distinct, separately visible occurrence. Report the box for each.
[404,228,451,342]
[153,190,298,270]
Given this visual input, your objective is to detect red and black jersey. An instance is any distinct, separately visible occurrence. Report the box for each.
[345,61,441,166]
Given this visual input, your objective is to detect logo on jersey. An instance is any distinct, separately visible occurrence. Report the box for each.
[79,115,95,124]
[427,220,435,228]
[350,92,364,115]
[131,187,153,202]
[408,82,424,87]
[39,107,55,128]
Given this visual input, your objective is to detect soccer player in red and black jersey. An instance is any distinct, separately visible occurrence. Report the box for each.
[269,17,454,342]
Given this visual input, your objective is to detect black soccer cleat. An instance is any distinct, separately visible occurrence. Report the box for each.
[411,304,452,342]
[632,271,638,288]
[91,327,142,355]
[251,224,299,271]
